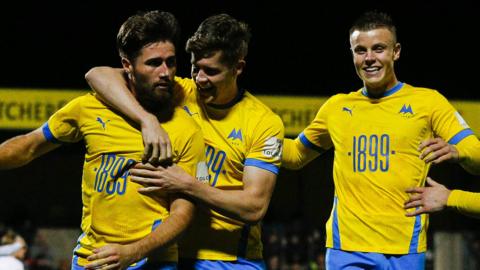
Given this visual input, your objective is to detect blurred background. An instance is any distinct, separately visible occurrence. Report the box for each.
[0,1,479,269]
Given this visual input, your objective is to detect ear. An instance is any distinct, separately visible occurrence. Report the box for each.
[235,59,246,76]
[393,43,401,61]
[121,57,133,75]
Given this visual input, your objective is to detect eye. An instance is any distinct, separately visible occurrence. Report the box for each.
[372,44,386,53]
[354,47,366,55]
[165,56,176,68]
[203,67,220,76]
[145,58,164,67]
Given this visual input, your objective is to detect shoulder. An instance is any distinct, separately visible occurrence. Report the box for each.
[242,91,283,125]
[62,93,104,110]
[241,91,274,114]
[329,92,352,102]
[402,83,445,98]
[66,92,96,105]
[174,76,195,95]
[166,107,202,134]
[318,92,352,110]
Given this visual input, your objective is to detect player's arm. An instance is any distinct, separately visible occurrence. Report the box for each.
[419,136,480,175]
[85,66,172,164]
[405,177,480,218]
[455,135,480,175]
[85,195,194,270]
[418,137,459,164]
[133,112,282,225]
[282,97,334,170]
[0,126,60,170]
[131,164,275,225]
[405,177,450,216]
[187,165,276,224]
[446,189,480,218]
[131,195,194,259]
[427,93,480,174]
[282,137,324,170]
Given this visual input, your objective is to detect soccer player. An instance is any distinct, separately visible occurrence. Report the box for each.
[84,14,284,270]
[0,10,207,270]
[281,11,480,269]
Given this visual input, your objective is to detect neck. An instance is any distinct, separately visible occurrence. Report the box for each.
[365,78,399,98]
[207,86,244,110]
[362,82,403,99]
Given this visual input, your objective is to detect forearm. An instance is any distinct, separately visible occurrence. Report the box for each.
[456,135,480,175]
[184,169,275,224]
[447,190,480,218]
[186,183,265,224]
[132,165,275,224]
[0,135,34,169]
[0,129,55,170]
[282,138,321,169]
[130,198,194,259]
[85,66,153,125]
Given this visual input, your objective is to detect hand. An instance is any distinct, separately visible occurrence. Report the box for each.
[130,163,195,194]
[85,244,139,270]
[418,138,458,164]
[140,114,172,165]
[404,177,451,216]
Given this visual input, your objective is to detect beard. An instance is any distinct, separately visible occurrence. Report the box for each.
[134,82,176,123]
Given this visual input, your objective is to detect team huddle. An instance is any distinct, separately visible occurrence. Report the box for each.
[0,9,479,270]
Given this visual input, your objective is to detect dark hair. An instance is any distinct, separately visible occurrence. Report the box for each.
[117,10,180,61]
[349,11,397,43]
[186,14,250,67]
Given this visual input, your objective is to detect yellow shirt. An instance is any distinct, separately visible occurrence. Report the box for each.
[298,83,474,254]
[43,93,206,265]
[175,77,284,260]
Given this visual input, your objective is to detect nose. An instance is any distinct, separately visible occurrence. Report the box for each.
[194,69,208,84]
[365,50,376,64]
[158,62,170,78]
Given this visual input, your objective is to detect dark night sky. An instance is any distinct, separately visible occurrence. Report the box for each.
[0,1,479,100]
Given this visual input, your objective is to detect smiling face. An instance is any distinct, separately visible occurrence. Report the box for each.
[350,27,401,96]
[190,50,244,105]
[122,40,177,112]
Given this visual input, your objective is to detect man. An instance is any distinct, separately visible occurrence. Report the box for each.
[0,10,207,270]
[84,14,284,269]
[281,11,480,269]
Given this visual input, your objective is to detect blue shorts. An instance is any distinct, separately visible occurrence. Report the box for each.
[178,258,265,270]
[71,255,177,270]
[325,248,425,270]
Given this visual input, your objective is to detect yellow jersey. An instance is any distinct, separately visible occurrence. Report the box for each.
[298,83,474,254]
[43,93,206,265]
[175,77,284,260]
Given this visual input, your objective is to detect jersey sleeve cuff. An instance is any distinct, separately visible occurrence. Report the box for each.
[245,158,279,174]
[42,122,61,144]
[299,132,324,153]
